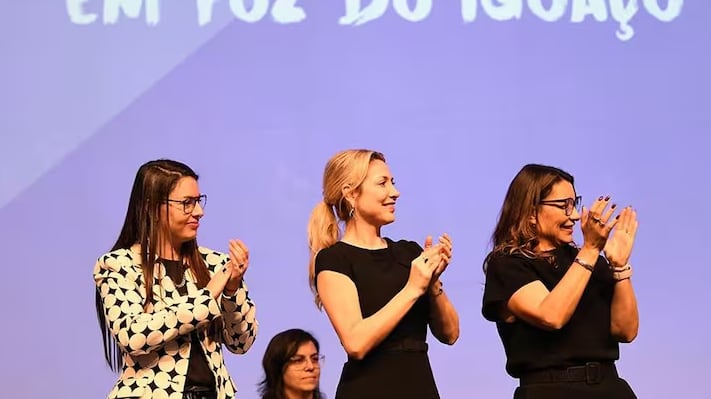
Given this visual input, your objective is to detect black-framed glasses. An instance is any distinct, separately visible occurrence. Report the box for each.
[167,194,207,214]
[287,354,325,370]
[539,195,582,216]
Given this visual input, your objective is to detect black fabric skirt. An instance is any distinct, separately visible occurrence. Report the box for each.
[335,351,439,399]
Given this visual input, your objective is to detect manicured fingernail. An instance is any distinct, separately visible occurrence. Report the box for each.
[598,196,603,201]
[616,215,620,219]
[611,204,617,209]
[604,196,610,201]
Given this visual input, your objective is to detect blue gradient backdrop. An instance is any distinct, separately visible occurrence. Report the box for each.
[1,1,708,398]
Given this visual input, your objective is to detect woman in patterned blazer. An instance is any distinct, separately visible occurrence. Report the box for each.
[94,159,258,399]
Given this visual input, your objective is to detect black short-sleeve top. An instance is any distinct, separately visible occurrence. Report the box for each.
[315,238,430,347]
[482,245,619,377]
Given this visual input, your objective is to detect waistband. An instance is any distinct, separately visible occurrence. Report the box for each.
[377,339,428,353]
[520,362,618,386]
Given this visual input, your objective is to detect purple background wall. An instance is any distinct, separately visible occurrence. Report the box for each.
[1,1,707,398]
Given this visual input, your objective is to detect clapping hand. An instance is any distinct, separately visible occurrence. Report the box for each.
[604,207,638,268]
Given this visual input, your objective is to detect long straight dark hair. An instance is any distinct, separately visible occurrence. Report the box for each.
[95,159,212,371]
[484,163,575,271]
[259,329,325,399]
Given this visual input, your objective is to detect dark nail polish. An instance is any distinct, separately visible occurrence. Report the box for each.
[604,196,610,201]
[611,204,617,209]
[616,215,620,219]
[598,195,603,201]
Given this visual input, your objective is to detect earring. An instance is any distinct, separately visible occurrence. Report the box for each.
[348,207,354,219]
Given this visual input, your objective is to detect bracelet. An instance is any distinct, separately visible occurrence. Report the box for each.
[573,257,595,272]
[611,264,631,271]
[613,264,633,281]
[222,282,243,299]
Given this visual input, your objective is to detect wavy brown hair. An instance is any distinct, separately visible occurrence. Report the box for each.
[95,159,212,371]
[484,164,575,271]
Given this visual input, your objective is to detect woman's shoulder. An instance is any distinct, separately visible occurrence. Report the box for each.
[484,249,535,272]
[93,248,138,274]
[315,242,347,264]
[315,242,358,277]
[98,247,134,259]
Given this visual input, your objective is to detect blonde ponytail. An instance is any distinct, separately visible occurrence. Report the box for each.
[307,201,341,308]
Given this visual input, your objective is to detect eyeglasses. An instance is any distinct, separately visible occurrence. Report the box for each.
[539,195,582,216]
[167,194,207,214]
[287,354,325,370]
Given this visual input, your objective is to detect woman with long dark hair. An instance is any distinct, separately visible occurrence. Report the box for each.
[93,159,258,399]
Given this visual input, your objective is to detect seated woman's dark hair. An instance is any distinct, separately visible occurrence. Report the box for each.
[259,328,324,399]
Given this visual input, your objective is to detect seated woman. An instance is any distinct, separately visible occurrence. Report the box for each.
[259,329,325,399]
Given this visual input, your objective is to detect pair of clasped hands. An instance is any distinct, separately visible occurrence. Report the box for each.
[206,239,250,300]
[408,234,452,296]
[581,196,639,269]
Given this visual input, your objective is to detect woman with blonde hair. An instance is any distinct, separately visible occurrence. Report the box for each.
[94,159,258,399]
[307,149,459,399]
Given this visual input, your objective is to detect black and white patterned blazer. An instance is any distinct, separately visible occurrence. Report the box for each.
[94,246,258,399]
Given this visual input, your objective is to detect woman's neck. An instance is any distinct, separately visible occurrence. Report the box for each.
[342,220,385,249]
[283,389,314,399]
[533,238,558,253]
[157,237,182,260]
